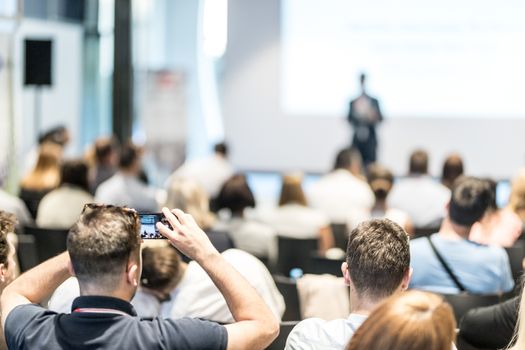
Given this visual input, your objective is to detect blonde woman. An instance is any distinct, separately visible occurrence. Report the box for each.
[347,290,456,350]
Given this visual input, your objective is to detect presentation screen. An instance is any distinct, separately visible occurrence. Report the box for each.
[281,0,525,118]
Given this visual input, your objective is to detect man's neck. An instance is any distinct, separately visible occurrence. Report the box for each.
[350,294,380,316]
[79,285,133,302]
[438,217,470,240]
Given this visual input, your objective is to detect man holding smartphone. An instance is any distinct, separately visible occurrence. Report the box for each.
[1,204,279,349]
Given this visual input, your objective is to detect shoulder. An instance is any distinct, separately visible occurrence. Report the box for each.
[5,304,58,345]
[157,317,228,349]
[286,318,351,349]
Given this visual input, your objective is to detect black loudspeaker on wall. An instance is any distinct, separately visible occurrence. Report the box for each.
[24,39,53,86]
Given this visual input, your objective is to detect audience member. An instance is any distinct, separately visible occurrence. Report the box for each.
[364,163,413,234]
[19,142,62,219]
[36,160,94,229]
[388,149,450,228]
[441,153,464,190]
[409,176,514,294]
[308,148,374,223]
[1,204,279,349]
[215,174,277,261]
[0,188,32,228]
[168,142,234,199]
[285,219,411,349]
[23,125,70,175]
[509,169,525,223]
[459,295,518,349]
[507,288,525,350]
[257,174,333,253]
[0,211,18,350]
[95,143,158,212]
[469,179,522,246]
[164,177,233,253]
[346,290,456,350]
[91,137,119,193]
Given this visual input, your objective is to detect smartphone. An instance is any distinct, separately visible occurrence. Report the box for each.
[139,213,170,239]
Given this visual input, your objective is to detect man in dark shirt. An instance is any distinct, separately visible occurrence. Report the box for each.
[1,204,279,349]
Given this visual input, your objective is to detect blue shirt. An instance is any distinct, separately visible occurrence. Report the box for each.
[410,233,514,294]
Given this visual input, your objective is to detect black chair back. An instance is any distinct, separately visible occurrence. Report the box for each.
[265,321,300,350]
[330,223,348,250]
[24,226,69,263]
[413,226,440,239]
[273,275,301,321]
[16,234,39,273]
[439,293,500,323]
[308,254,344,276]
[276,236,317,276]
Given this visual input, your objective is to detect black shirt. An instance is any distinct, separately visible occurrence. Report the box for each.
[5,296,228,350]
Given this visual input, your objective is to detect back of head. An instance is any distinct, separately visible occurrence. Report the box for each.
[0,211,15,269]
[165,178,215,229]
[279,174,307,206]
[334,148,360,171]
[119,143,140,170]
[95,137,119,165]
[214,142,228,157]
[367,163,394,201]
[346,219,410,301]
[449,176,492,227]
[141,245,182,292]
[441,154,464,189]
[67,204,141,291]
[38,125,69,147]
[347,290,456,350]
[22,142,62,189]
[409,149,428,175]
[216,174,255,216]
[60,159,90,192]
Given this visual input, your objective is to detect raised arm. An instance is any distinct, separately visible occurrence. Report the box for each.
[1,252,71,327]
[157,208,279,350]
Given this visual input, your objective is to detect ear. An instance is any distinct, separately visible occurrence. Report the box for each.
[341,262,351,286]
[400,267,413,291]
[0,263,6,283]
[126,259,140,287]
[68,260,76,277]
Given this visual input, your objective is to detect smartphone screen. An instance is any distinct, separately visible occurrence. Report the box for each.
[139,213,170,239]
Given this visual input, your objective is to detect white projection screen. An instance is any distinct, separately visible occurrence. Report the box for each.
[282,0,525,118]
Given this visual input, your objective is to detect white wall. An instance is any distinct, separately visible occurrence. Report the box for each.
[221,0,525,178]
[13,19,83,163]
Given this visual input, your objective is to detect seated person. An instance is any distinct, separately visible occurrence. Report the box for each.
[0,211,18,349]
[410,176,514,294]
[285,218,411,349]
[49,245,285,324]
[1,205,279,349]
[36,159,94,229]
[347,290,456,350]
[215,174,278,262]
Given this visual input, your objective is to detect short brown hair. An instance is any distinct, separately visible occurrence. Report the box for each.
[409,149,428,174]
[346,219,410,300]
[279,174,307,206]
[67,204,141,290]
[141,245,182,291]
[0,211,15,267]
[347,291,456,350]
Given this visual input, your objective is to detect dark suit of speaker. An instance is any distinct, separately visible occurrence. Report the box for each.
[347,94,383,166]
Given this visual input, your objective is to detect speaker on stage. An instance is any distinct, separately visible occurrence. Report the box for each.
[24,39,53,86]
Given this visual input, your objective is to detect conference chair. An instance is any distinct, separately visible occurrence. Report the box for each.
[23,226,69,263]
[330,223,348,250]
[273,275,301,321]
[413,226,441,239]
[504,242,525,287]
[275,236,317,276]
[265,321,300,350]
[439,293,500,324]
[16,234,39,273]
[308,253,344,276]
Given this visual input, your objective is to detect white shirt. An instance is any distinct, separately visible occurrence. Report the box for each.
[36,185,94,229]
[285,314,367,350]
[95,172,158,212]
[48,249,285,324]
[0,189,33,226]
[168,154,234,198]
[255,204,330,239]
[307,170,374,223]
[387,176,450,227]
